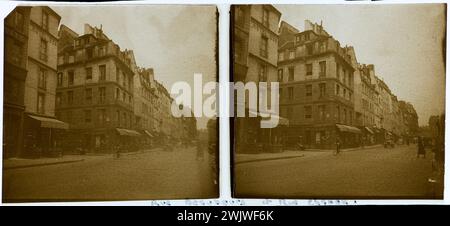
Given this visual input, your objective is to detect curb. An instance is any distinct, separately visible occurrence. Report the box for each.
[236,154,305,164]
[4,159,85,170]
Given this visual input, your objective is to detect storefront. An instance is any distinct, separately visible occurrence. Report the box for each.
[359,126,375,145]
[143,130,154,149]
[335,124,362,148]
[115,128,141,152]
[23,114,69,158]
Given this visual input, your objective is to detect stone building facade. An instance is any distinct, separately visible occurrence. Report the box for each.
[232,5,282,152]
[278,20,360,149]
[56,24,138,152]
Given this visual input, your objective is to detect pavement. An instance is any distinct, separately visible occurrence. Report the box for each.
[235,144,382,164]
[235,144,442,199]
[3,146,217,202]
[2,148,163,170]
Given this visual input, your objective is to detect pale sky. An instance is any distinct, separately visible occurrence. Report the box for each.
[276,4,446,126]
[52,5,217,129]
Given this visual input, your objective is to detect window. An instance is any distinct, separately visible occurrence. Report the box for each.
[277,69,283,82]
[259,63,267,82]
[260,36,268,58]
[122,91,126,102]
[85,67,92,82]
[336,64,340,80]
[304,106,312,119]
[336,105,340,121]
[336,84,340,96]
[343,69,347,83]
[56,92,62,106]
[98,109,106,125]
[344,109,347,123]
[117,110,121,126]
[262,8,269,27]
[15,11,24,32]
[10,41,23,66]
[343,89,347,99]
[318,105,326,121]
[122,72,126,87]
[38,68,47,89]
[306,64,312,76]
[319,41,327,52]
[289,50,295,59]
[39,39,48,61]
[116,88,120,100]
[99,87,106,103]
[85,88,92,104]
[116,66,120,83]
[99,65,106,81]
[67,91,74,105]
[57,72,63,87]
[37,93,45,114]
[288,67,294,81]
[319,61,326,77]
[68,70,74,85]
[42,11,48,31]
[98,46,106,57]
[278,52,284,61]
[234,38,243,62]
[343,70,347,84]
[305,84,312,97]
[319,83,326,97]
[235,7,246,25]
[86,48,93,59]
[84,110,92,123]
[306,44,313,55]
[288,87,294,100]
[305,33,310,41]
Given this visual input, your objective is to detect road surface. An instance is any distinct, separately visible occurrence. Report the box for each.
[235,145,440,199]
[3,146,217,202]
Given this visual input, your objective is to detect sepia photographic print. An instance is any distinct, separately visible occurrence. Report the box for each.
[232,4,446,199]
[2,4,219,202]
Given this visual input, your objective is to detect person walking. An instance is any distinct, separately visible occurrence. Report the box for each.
[334,136,341,156]
[417,136,426,158]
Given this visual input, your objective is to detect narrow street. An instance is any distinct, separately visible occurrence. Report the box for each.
[235,145,440,199]
[3,147,217,202]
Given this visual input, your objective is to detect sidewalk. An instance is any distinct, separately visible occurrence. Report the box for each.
[3,156,85,170]
[302,144,382,152]
[235,151,306,164]
[3,147,163,170]
[235,144,383,164]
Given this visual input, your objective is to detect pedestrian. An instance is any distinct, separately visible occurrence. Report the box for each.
[417,136,426,158]
[335,136,341,156]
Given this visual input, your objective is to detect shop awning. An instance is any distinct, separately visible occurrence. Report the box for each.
[116,128,141,137]
[364,127,374,134]
[386,131,393,136]
[336,124,362,134]
[144,130,154,138]
[248,109,289,127]
[371,127,381,133]
[28,115,69,129]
